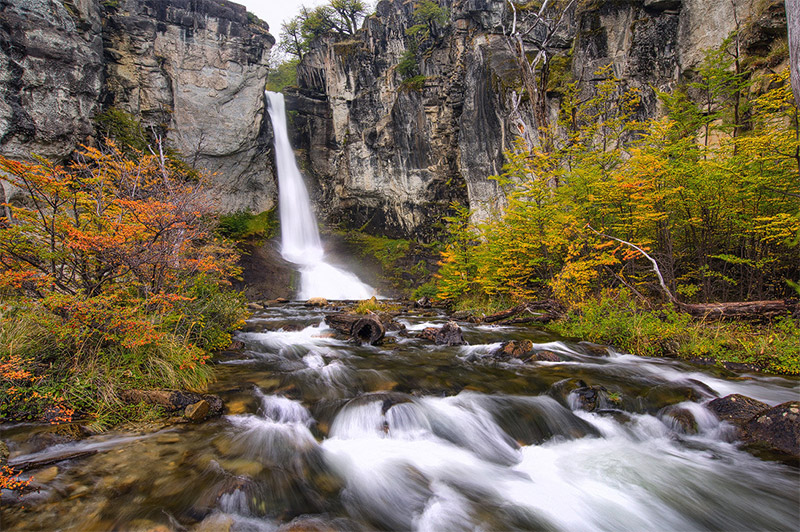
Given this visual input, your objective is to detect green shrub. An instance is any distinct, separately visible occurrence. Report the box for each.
[217,209,279,241]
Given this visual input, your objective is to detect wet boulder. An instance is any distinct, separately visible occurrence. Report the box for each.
[414,296,431,308]
[659,405,699,434]
[642,382,717,412]
[436,321,467,345]
[531,350,560,362]
[570,381,609,412]
[742,401,800,459]
[417,322,467,345]
[305,297,328,307]
[185,400,211,422]
[707,394,770,428]
[498,340,534,358]
[577,341,610,357]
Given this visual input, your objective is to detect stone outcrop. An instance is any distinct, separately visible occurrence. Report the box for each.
[289,0,787,239]
[1,0,276,213]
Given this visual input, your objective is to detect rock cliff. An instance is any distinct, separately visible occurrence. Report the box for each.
[0,0,276,212]
[289,0,787,239]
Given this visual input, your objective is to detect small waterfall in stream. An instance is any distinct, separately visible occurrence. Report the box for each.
[266,91,375,300]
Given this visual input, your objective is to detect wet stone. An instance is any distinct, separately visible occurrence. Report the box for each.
[708,394,770,428]
[185,400,211,422]
[742,401,800,459]
[659,405,699,434]
[530,350,560,362]
[577,341,609,357]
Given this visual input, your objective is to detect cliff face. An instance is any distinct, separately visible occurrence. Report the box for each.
[0,0,276,213]
[289,0,786,239]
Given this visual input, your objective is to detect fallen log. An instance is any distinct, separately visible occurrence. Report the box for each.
[678,299,798,320]
[9,449,98,471]
[496,312,562,325]
[324,312,385,345]
[484,300,564,324]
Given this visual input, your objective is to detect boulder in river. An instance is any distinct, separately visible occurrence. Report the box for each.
[185,400,211,422]
[531,350,561,362]
[707,394,770,428]
[659,405,699,434]
[305,297,328,307]
[417,321,467,346]
[499,340,534,358]
[742,401,800,459]
[570,381,609,412]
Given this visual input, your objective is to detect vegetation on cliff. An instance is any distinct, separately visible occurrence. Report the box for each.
[433,51,799,372]
[0,142,247,426]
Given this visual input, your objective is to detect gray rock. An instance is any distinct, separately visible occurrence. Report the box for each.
[707,394,770,428]
[288,0,773,240]
[435,321,467,346]
[1,0,277,214]
[742,401,800,459]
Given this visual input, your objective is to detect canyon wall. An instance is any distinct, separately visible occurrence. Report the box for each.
[0,0,276,212]
[289,0,788,240]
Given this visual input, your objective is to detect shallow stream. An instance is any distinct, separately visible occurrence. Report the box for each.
[2,303,799,531]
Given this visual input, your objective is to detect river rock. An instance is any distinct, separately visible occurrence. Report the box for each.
[742,401,800,459]
[184,400,211,422]
[451,310,475,321]
[571,382,609,412]
[577,341,610,357]
[306,297,329,307]
[707,394,770,428]
[431,322,467,346]
[0,441,8,465]
[531,350,561,362]
[498,340,534,358]
[659,405,699,434]
[414,297,431,308]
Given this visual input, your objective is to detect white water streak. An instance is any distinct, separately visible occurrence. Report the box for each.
[265,91,375,300]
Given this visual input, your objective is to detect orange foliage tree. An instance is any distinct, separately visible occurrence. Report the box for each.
[0,142,245,422]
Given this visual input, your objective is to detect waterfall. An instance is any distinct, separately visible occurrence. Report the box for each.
[266,91,375,300]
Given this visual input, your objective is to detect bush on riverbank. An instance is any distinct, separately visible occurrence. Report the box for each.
[0,144,247,425]
[430,58,799,374]
[548,290,800,375]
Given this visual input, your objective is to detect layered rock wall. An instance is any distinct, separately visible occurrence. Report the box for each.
[290,0,785,239]
[0,0,276,212]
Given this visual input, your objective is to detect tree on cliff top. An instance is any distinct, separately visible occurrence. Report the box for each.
[279,0,370,60]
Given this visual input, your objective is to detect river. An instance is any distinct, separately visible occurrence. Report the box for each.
[2,302,798,531]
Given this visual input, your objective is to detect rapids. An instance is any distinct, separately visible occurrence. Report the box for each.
[2,303,798,531]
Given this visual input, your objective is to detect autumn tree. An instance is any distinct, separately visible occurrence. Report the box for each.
[0,142,246,423]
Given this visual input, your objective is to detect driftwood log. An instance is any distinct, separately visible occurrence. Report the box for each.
[324,312,386,345]
[678,300,798,320]
[9,449,98,471]
[483,300,564,325]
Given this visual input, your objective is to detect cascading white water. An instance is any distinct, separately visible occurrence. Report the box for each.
[266,91,375,300]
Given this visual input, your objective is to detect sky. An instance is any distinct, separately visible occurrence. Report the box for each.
[239,0,327,41]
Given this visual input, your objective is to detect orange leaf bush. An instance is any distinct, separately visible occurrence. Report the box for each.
[0,142,247,424]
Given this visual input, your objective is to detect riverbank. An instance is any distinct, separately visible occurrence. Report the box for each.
[444,291,800,376]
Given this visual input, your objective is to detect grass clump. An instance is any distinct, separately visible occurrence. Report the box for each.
[550,290,800,375]
[217,209,279,241]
